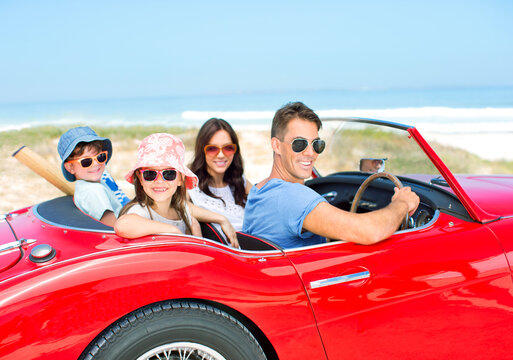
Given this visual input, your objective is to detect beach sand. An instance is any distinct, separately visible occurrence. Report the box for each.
[1,127,511,214]
[423,132,513,162]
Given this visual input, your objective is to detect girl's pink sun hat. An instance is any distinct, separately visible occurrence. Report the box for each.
[125,133,198,189]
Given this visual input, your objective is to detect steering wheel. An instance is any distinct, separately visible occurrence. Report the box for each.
[350,172,409,230]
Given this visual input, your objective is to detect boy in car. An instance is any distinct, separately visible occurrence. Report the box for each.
[58,126,127,226]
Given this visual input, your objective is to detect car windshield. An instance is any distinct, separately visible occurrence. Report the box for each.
[315,119,441,177]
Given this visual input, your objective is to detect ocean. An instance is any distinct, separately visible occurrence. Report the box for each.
[1,87,513,132]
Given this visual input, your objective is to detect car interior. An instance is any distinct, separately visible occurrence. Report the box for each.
[32,164,469,253]
[306,171,471,229]
[33,196,279,251]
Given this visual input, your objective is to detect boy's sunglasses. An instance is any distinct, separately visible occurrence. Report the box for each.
[282,138,326,154]
[67,151,108,168]
[204,144,237,157]
[139,169,177,182]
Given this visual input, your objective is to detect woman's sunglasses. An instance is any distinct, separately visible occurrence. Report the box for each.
[283,138,326,154]
[204,144,237,157]
[67,151,108,168]
[139,169,177,182]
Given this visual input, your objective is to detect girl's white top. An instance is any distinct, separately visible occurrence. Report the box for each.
[126,203,192,234]
[188,181,245,234]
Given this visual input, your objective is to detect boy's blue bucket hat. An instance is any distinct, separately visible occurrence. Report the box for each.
[57,126,112,182]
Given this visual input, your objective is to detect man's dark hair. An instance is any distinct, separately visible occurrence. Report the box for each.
[271,102,322,139]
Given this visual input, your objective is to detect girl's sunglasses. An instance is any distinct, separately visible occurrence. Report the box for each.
[204,144,237,157]
[67,151,108,168]
[139,169,177,182]
[284,138,326,154]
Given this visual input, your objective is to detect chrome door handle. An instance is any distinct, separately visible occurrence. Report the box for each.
[310,270,370,289]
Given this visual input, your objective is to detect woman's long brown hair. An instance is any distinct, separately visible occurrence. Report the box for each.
[189,118,247,207]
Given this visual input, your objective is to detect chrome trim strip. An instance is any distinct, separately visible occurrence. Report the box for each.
[0,238,36,253]
[395,209,440,234]
[310,270,370,289]
[0,241,22,253]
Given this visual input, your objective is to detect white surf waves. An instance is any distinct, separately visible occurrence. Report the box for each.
[183,107,513,161]
[183,106,513,124]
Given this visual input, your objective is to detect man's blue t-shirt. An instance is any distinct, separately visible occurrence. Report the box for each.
[242,178,327,249]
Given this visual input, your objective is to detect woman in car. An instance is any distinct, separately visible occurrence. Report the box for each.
[188,118,252,234]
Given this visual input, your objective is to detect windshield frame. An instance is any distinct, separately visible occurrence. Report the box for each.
[319,117,499,224]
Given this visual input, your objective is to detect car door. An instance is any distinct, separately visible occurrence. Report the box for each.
[287,212,513,359]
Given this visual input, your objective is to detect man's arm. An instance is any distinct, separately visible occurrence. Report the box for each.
[303,187,420,245]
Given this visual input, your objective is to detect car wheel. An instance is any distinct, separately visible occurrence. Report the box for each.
[80,301,267,360]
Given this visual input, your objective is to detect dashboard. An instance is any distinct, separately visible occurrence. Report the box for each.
[306,172,470,230]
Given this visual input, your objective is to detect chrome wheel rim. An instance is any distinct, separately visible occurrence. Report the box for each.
[136,342,227,360]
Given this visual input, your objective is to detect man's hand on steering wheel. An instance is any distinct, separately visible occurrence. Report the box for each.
[351,172,415,230]
[392,186,419,217]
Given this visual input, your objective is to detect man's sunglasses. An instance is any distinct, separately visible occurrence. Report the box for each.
[139,169,177,182]
[204,144,237,157]
[67,151,108,168]
[283,138,326,154]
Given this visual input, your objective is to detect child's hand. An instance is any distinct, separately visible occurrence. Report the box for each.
[220,219,239,248]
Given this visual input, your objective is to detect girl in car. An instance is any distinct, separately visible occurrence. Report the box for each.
[114,133,202,238]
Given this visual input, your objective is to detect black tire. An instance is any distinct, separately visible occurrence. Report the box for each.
[80,301,267,360]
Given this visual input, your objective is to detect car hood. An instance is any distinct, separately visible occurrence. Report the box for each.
[454,175,513,218]
[410,174,513,219]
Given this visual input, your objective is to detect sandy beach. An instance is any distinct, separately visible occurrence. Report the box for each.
[423,132,513,162]
[1,126,511,214]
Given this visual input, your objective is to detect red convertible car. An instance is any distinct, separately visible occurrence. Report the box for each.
[1,118,513,359]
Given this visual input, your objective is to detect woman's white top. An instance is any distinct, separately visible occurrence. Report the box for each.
[188,181,245,233]
[126,203,192,234]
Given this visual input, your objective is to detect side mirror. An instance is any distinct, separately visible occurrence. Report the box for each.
[359,158,386,173]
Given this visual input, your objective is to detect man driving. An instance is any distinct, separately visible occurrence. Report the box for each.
[242,102,420,249]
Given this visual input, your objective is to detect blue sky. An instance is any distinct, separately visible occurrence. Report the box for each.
[1,0,512,103]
